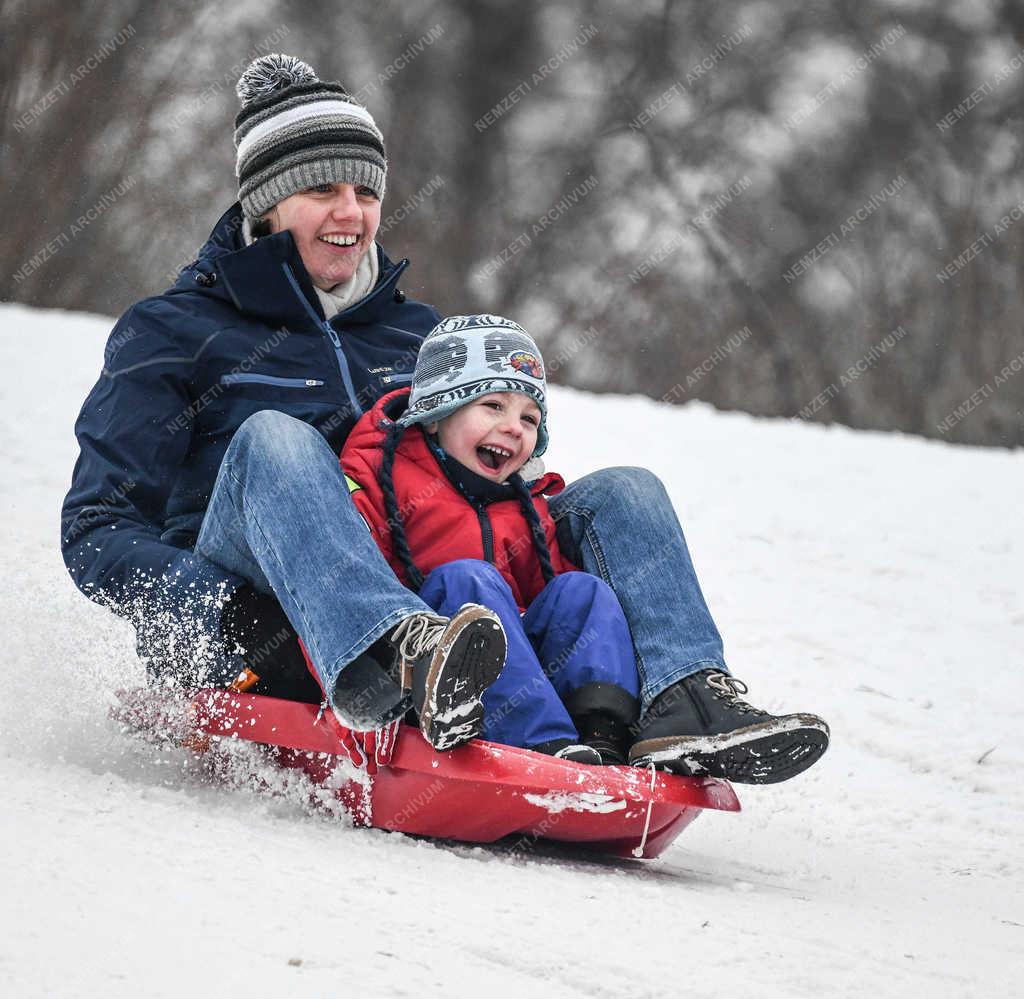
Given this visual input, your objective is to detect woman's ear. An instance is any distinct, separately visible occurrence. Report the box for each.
[252,207,279,239]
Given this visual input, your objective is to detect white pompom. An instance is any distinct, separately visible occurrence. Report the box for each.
[236,54,318,106]
[518,457,546,483]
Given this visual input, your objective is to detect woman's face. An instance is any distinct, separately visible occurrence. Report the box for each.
[267,182,381,290]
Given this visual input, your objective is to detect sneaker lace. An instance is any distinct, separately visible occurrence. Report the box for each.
[390,612,449,662]
[705,671,769,716]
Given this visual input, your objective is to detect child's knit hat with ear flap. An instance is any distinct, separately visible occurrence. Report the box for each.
[399,315,549,457]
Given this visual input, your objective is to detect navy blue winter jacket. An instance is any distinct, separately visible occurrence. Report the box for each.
[61,202,440,677]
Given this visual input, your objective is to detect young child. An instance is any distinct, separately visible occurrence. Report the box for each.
[341,315,643,764]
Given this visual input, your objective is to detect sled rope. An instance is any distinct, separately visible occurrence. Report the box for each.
[632,762,658,859]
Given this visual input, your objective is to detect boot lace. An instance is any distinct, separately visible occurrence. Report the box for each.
[705,671,769,716]
[390,612,449,662]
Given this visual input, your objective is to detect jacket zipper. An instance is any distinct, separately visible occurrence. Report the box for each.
[281,263,364,418]
[471,500,495,563]
[219,373,325,388]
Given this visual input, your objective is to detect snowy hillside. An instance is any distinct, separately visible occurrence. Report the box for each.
[1,302,1021,998]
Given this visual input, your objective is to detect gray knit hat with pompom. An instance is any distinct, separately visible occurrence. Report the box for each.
[234,53,386,220]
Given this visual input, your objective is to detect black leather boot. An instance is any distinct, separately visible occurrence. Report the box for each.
[529,739,603,765]
[628,669,829,784]
[565,682,641,766]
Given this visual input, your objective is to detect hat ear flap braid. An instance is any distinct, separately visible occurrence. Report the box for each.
[379,422,424,592]
[511,474,556,585]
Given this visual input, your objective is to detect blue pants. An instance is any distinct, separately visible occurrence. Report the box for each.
[420,560,640,748]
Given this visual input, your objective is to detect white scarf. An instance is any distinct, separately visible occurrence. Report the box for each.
[242,219,381,318]
[314,243,380,318]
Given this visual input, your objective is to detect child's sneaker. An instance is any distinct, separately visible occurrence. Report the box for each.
[530,739,603,766]
[628,669,829,784]
[396,604,507,751]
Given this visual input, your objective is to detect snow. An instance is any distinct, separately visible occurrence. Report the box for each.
[1,301,1022,997]
[521,791,628,815]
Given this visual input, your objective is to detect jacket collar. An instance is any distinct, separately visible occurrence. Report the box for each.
[178,202,409,329]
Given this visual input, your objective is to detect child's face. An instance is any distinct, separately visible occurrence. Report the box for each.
[427,392,541,483]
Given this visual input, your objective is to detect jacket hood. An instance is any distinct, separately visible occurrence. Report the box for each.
[345,388,565,499]
[168,202,409,330]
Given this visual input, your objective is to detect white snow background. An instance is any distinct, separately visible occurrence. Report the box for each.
[0,303,1021,998]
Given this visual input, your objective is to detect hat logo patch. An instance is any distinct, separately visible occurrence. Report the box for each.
[509,350,543,379]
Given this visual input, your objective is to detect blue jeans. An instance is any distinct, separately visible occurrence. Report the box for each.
[195,410,430,693]
[420,560,639,748]
[547,467,726,707]
[196,413,725,710]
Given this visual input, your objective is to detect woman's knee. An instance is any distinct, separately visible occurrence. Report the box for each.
[560,466,667,513]
[229,410,327,465]
[598,466,666,502]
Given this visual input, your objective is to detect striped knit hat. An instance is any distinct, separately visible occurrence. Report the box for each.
[400,315,549,457]
[234,54,387,220]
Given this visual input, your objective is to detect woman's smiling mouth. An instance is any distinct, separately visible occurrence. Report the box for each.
[318,233,360,248]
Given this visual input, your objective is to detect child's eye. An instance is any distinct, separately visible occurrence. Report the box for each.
[356,185,379,200]
[483,401,502,411]
[522,415,538,426]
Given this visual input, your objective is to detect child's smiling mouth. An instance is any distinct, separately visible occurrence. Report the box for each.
[476,443,514,475]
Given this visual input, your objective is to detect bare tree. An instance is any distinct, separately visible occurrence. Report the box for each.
[2,0,1022,445]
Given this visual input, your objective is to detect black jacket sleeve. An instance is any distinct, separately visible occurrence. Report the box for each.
[60,299,246,683]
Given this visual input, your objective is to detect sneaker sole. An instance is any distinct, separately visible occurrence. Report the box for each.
[419,605,507,751]
[629,714,829,785]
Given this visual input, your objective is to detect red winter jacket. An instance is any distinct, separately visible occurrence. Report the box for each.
[341,389,578,611]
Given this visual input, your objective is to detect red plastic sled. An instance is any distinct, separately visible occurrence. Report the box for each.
[114,688,740,860]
